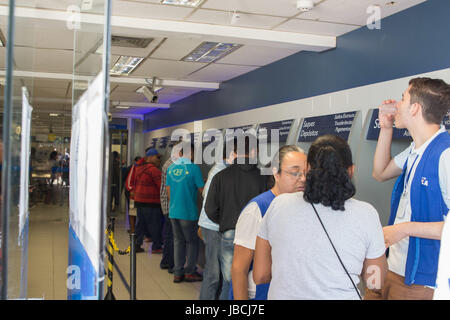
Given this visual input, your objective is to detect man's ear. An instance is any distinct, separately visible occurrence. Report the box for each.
[410,102,422,118]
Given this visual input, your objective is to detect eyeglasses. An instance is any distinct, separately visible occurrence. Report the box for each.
[280,169,305,179]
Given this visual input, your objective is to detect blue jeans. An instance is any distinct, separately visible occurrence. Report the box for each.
[219,229,235,300]
[199,227,226,300]
[171,219,199,277]
[136,206,163,249]
[160,216,174,268]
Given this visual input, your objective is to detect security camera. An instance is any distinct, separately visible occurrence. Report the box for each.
[297,0,314,12]
[137,85,158,104]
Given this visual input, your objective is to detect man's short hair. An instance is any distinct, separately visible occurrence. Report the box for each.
[409,77,450,125]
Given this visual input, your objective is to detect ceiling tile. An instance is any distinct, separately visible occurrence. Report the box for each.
[201,0,301,18]
[14,47,74,74]
[112,1,194,20]
[186,9,286,29]
[275,19,360,37]
[298,0,426,26]
[150,37,206,61]
[217,45,300,66]
[131,58,207,79]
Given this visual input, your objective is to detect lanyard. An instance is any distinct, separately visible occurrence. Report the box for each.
[403,153,419,195]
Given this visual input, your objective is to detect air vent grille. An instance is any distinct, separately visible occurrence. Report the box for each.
[111,36,153,49]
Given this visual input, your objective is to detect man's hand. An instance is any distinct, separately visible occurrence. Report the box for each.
[378,99,396,129]
[383,223,408,248]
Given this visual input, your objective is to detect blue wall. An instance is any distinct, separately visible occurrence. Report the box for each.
[144,0,450,132]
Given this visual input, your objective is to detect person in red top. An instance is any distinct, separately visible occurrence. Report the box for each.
[128,148,163,253]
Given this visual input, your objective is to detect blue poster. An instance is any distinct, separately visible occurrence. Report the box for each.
[259,119,294,143]
[224,125,254,140]
[298,111,357,142]
[158,136,170,149]
[149,137,159,148]
[366,109,412,141]
[67,226,100,300]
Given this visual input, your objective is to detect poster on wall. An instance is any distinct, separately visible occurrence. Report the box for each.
[366,108,412,141]
[224,124,254,140]
[298,111,357,142]
[68,72,106,300]
[19,87,32,243]
[149,137,158,149]
[158,136,170,149]
[258,119,294,143]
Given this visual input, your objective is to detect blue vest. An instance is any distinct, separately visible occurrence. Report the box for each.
[389,131,450,286]
[230,190,276,300]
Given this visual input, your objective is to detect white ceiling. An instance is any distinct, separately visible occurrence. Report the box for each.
[0,0,427,134]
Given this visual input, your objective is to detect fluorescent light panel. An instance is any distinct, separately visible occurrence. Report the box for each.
[110,56,144,76]
[182,42,243,63]
[160,0,204,7]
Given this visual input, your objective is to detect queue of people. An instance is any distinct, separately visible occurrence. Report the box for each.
[124,77,449,300]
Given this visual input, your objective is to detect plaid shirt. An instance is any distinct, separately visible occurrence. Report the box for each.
[160,157,174,215]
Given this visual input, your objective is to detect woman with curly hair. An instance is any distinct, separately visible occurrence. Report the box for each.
[253,135,387,300]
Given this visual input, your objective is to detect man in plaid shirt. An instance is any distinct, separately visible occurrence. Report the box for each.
[159,141,181,272]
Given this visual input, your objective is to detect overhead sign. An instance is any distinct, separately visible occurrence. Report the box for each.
[158,136,170,149]
[366,109,412,141]
[298,111,357,142]
[109,124,127,130]
[259,119,294,143]
[149,137,159,149]
[224,125,254,140]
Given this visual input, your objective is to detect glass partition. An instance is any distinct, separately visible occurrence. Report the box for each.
[1,0,111,300]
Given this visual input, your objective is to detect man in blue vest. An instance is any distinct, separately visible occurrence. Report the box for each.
[371,77,450,300]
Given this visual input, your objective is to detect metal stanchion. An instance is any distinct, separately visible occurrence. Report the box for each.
[104,217,116,300]
[130,233,136,300]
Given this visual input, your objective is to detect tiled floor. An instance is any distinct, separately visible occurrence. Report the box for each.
[26,202,202,300]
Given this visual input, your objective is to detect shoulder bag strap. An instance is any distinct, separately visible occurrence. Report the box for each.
[310,203,362,300]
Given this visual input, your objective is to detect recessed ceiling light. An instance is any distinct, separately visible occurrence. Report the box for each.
[115,106,130,109]
[49,113,59,117]
[182,42,242,63]
[110,56,144,76]
[160,0,205,7]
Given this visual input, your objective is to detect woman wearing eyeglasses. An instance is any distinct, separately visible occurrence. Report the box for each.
[253,135,387,300]
[231,145,307,300]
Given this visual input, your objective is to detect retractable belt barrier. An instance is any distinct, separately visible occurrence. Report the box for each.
[104,217,137,300]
